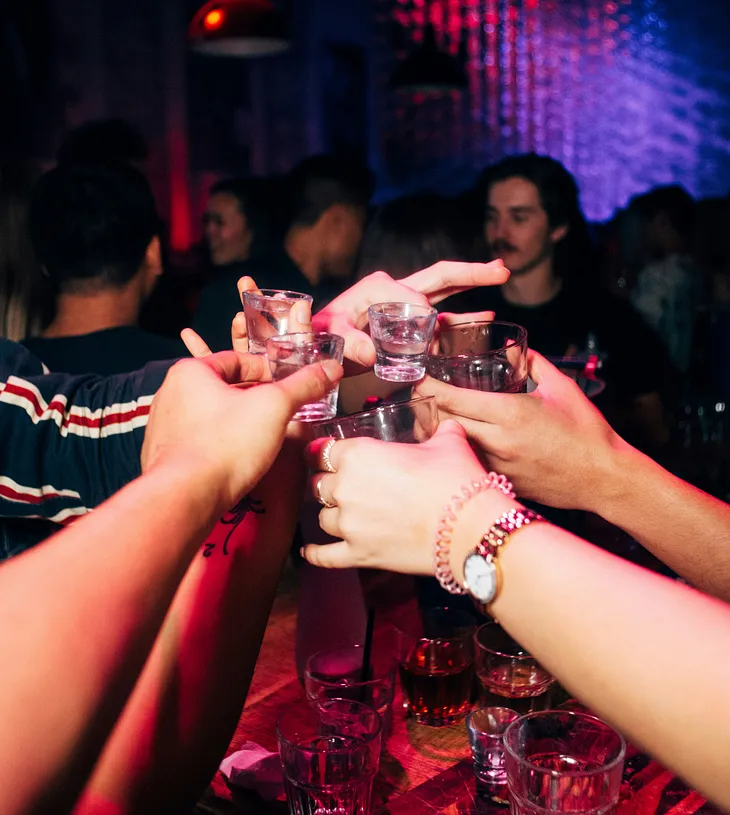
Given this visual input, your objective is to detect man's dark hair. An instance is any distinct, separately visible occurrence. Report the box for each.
[209,176,279,251]
[357,193,466,280]
[629,185,696,243]
[285,155,374,230]
[29,162,160,292]
[480,153,598,290]
[56,119,149,166]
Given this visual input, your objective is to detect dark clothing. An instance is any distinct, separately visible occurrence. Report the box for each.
[193,252,344,353]
[443,285,672,405]
[0,339,169,559]
[22,326,185,376]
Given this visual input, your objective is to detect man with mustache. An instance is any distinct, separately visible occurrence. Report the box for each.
[447,154,671,450]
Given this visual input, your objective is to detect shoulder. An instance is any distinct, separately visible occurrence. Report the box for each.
[2,339,46,379]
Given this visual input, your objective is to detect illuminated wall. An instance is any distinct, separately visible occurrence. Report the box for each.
[375,0,730,220]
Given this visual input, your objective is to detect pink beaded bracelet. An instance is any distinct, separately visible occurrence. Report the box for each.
[434,473,516,595]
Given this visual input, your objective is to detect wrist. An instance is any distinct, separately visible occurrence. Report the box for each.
[588,434,640,521]
[447,488,522,588]
[144,455,230,520]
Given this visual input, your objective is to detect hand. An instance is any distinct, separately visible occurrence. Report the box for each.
[301,421,486,574]
[414,351,619,511]
[141,352,342,512]
[312,261,508,373]
[181,276,313,358]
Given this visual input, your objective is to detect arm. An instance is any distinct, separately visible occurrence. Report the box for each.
[415,352,730,601]
[77,442,307,815]
[302,424,730,810]
[0,351,340,815]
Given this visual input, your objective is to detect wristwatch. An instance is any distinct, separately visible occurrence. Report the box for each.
[463,508,543,607]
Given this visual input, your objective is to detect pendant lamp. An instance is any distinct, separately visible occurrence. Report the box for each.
[189,0,290,57]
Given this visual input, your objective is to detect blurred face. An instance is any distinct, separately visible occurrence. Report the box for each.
[203,192,252,266]
[321,204,367,279]
[485,177,566,277]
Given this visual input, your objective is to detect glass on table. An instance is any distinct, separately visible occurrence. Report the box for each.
[242,288,313,354]
[396,607,475,727]
[311,395,437,443]
[467,706,520,800]
[504,710,626,815]
[305,644,396,743]
[428,321,528,392]
[368,302,438,383]
[266,332,345,421]
[277,699,382,815]
[474,622,555,716]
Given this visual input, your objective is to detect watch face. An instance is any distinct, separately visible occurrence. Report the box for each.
[464,552,497,604]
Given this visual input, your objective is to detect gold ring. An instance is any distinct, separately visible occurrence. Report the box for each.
[315,477,336,509]
[321,438,337,473]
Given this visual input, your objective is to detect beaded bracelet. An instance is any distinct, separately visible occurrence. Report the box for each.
[434,472,516,595]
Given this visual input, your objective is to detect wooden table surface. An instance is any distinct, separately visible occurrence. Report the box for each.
[194,563,721,815]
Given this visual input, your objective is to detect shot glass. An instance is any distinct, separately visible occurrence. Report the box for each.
[396,607,475,727]
[311,395,438,443]
[428,321,528,392]
[305,644,396,743]
[266,332,344,421]
[466,706,520,799]
[368,302,438,383]
[277,699,382,815]
[242,288,313,354]
[504,711,626,815]
[474,622,555,716]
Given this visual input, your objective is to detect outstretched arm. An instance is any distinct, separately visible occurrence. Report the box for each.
[415,352,730,601]
[0,352,340,815]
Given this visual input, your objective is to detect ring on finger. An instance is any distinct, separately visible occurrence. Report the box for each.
[321,438,337,474]
[315,476,336,508]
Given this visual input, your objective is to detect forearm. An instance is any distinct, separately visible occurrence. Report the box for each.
[450,492,730,809]
[0,463,224,815]
[79,443,307,814]
[591,439,730,600]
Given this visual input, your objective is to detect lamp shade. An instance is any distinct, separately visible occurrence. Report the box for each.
[189,0,290,57]
[390,25,468,93]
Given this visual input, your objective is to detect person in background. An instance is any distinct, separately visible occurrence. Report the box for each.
[0,163,46,341]
[22,161,185,375]
[203,177,273,270]
[445,153,673,451]
[194,155,374,352]
[628,185,702,376]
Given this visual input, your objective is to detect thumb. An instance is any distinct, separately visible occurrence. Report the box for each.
[274,360,343,414]
[300,541,355,569]
[527,349,559,386]
[342,329,376,368]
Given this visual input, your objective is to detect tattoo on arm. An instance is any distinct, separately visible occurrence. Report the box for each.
[202,495,266,557]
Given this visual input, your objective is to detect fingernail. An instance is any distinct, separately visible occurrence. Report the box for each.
[356,340,373,366]
[320,359,341,385]
[299,547,305,558]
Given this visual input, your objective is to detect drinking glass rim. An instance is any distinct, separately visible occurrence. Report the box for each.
[311,395,436,428]
[432,320,528,359]
[474,622,535,660]
[242,288,314,302]
[276,699,382,752]
[305,644,397,686]
[503,710,627,776]
[368,301,437,317]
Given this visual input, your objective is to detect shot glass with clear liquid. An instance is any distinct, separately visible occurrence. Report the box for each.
[466,706,520,800]
[266,332,344,421]
[368,302,437,383]
[242,289,314,355]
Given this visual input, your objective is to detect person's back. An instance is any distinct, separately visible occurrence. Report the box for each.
[22,162,184,375]
[194,156,373,352]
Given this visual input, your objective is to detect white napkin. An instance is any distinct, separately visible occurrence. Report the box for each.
[219,741,285,801]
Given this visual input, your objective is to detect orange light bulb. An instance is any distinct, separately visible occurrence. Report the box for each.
[203,8,224,30]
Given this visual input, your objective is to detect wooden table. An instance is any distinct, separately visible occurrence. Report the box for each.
[195,567,721,815]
